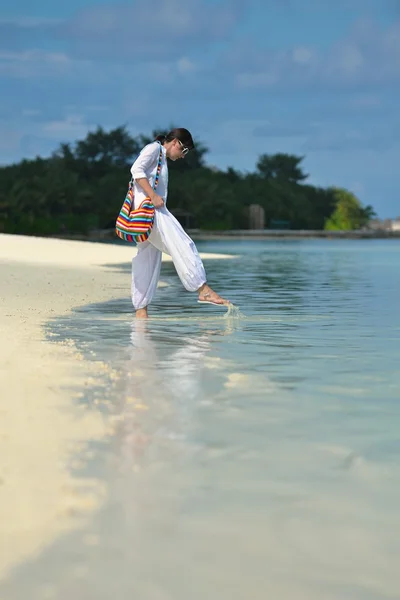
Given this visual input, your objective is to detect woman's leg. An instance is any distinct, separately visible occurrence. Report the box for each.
[131,241,162,317]
[149,209,229,304]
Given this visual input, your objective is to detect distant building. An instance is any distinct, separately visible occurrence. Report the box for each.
[391,218,400,231]
[369,218,394,231]
[249,204,265,229]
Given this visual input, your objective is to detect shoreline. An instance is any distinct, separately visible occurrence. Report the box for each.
[0,233,234,580]
[0,233,235,267]
[41,229,400,243]
[189,229,400,240]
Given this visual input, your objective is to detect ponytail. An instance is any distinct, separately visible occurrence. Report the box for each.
[154,128,195,149]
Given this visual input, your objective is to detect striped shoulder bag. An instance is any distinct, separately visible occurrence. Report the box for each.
[115,142,163,243]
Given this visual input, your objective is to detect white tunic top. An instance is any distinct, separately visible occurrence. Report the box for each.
[130,141,168,209]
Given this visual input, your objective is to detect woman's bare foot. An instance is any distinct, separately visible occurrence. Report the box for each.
[136,307,148,319]
[198,284,230,305]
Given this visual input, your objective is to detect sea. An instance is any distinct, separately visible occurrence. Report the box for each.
[4,239,400,599]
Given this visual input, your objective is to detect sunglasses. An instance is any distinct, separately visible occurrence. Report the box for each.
[177,139,190,156]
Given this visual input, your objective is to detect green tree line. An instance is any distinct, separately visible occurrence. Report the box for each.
[0,126,375,236]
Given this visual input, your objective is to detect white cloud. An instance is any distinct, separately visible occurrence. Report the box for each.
[0,114,98,163]
[177,57,197,75]
[0,50,91,79]
[253,115,400,154]
[253,121,317,138]
[0,17,61,27]
[292,46,315,65]
[231,18,400,90]
[42,115,93,140]
[22,109,42,118]
[302,125,399,152]
[347,94,381,109]
[58,0,244,61]
[329,43,364,76]
[236,71,278,87]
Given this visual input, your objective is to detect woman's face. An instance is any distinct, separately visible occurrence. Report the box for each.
[168,138,190,161]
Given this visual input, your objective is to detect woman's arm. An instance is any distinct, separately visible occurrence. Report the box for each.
[135,177,164,208]
[131,143,164,208]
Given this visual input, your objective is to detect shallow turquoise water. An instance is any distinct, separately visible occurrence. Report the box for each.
[4,239,400,599]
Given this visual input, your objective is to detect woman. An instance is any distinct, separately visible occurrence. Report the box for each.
[130,127,229,318]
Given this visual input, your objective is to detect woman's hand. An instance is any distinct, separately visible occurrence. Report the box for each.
[150,192,164,209]
[135,177,165,209]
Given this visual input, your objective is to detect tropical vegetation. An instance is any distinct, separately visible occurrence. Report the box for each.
[0,126,375,236]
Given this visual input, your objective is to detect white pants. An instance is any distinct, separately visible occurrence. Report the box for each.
[131,207,207,310]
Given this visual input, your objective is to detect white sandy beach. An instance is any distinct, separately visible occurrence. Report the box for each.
[0,233,233,581]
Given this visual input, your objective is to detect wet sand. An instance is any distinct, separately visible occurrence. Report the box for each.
[0,234,232,581]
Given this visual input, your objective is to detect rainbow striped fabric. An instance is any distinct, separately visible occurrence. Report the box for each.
[115,142,163,243]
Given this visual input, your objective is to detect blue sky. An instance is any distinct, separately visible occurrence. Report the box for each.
[1,0,399,217]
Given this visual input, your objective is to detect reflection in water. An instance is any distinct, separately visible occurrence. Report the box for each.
[114,320,214,475]
[108,316,243,543]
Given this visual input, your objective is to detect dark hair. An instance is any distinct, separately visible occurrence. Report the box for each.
[155,128,194,150]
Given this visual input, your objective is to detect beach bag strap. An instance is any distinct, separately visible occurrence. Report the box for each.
[115,142,164,244]
[128,141,163,193]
